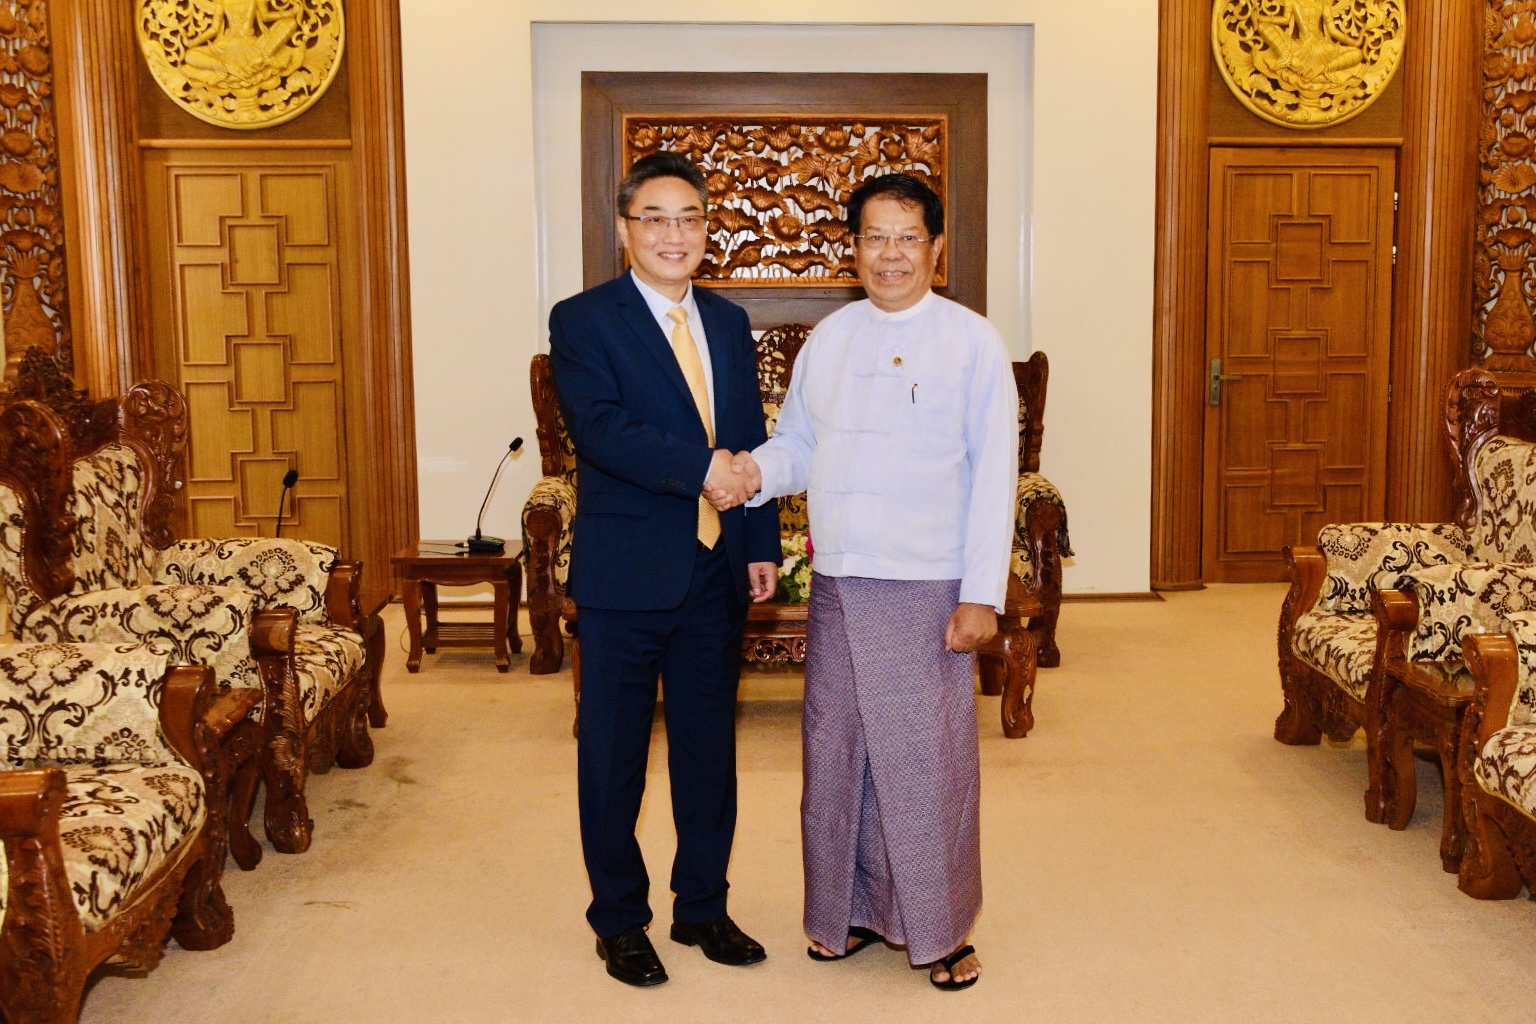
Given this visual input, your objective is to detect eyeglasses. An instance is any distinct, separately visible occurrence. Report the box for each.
[623,214,709,233]
[855,233,933,252]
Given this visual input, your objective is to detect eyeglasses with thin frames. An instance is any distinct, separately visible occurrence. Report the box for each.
[623,214,709,233]
[855,233,933,253]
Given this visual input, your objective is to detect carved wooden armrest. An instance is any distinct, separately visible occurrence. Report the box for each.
[1280,545,1327,628]
[323,561,364,631]
[204,687,266,744]
[1464,632,1522,748]
[156,664,219,778]
[0,767,70,949]
[0,767,65,843]
[1372,587,1420,667]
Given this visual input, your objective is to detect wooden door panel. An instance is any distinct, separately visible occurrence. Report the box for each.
[143,152,355,551]
[1204,148,1394,582]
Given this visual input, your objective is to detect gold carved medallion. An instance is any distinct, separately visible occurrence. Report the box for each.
[1212,0,1405,129]
[136,0,344,129]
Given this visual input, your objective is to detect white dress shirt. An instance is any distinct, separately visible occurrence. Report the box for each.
[631,271,715,424]
[749,290,1017,611]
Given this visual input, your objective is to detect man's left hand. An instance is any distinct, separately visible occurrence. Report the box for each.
[944,602,998,653]
[748,562,777,603]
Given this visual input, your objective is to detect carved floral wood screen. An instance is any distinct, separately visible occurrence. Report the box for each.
[0,0,69,375]
[1478,1,1536,376]
[583,72,987,326]
[623,116,948,288]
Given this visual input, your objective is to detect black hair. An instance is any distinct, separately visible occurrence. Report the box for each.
[616,151,708,216]
[845,173,944,237]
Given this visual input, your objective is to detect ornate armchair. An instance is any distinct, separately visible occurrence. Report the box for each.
[522,353,577,674]
[1459,617,1536,899]
[0,641,248,1024]
[1278,369,1536,843]
[2,349,384,862]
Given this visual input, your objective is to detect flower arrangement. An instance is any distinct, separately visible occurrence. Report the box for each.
[776,531,813,603]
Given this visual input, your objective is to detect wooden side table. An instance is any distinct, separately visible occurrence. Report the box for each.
[392,542,524,673]
[1376,657,1475,872]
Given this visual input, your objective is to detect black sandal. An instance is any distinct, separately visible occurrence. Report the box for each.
[806,926,884,962]
[928,944,980,990]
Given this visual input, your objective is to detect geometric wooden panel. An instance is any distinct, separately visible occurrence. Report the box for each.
[1204,149,1395,581]
[160,163,349,548]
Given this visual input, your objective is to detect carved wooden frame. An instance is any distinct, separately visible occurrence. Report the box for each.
[582,72,987,327]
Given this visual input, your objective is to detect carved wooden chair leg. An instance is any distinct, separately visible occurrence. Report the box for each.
[364,612,389,729]
[998,629,1040,739]
[529,594,565,675]
[977,654,1004,697]
[1273,662,1324,745]
[337,687,376,769]
[171,850,235,950]
[1457,796,1524,899]
[262,756,314,855]
[227,720,266,870]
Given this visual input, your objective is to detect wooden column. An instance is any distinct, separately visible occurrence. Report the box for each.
[49,0,149,395]
[1151,0,1209,590]
[346,0,418,592]
[1387,0,1482,521]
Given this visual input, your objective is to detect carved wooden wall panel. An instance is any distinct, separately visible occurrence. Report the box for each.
[624,115,948,287]
[1476,0,1536,381]
[144,159,350,547]
[0,0,69,376]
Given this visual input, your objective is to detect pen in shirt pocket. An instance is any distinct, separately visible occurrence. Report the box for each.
[911,381,918,404]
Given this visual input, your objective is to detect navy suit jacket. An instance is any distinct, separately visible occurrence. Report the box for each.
[548,273,781,611]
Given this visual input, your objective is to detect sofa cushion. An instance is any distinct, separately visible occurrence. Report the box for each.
[1471,435,1536,562]
[70,445,155,594]
[0,482,43,634]
[1314,523,1471,614]
[1012,472,1072,584]
[294,623,365,723]
[0,642,189,763]
[1290,609,1378,702]
[1473,725,1536,822]
[521,475,576,588]
[1402,562,1536,662]
[153,537,338,625]
[19,585,259,694]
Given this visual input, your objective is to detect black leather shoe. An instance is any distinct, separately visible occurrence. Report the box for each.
[669,915,767,966]
[595,926,668,987]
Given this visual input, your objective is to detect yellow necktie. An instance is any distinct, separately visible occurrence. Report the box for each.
[667,306,722,549]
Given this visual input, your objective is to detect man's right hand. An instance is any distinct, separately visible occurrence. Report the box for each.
[703,449,761,510]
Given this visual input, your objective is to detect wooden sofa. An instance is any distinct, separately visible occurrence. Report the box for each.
[1459,619,1536,898]
[1,348,385,862]
[1277,368,1536,857]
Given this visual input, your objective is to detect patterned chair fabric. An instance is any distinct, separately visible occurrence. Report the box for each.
[1470,436,1536,562]
[69,445,156,594]
[1013,472,1072,585]
[1401,562,1536,663]
[1311,522,1473,614]
[1289,611,1380,702]
[19,584,260,695]
[153,537,341,626]
[1469,611,1536,826]
[0,483,42,634]
[0,642,207,931]
[521,475,575,590]
[294,624,366,723]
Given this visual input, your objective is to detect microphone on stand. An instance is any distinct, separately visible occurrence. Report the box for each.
[465,438,523,554]
[274,469,299,538]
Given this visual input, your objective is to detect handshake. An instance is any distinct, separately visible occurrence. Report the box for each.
[703,449,761,511]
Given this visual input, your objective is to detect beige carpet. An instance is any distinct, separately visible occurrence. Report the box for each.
[80,584,1536,1023]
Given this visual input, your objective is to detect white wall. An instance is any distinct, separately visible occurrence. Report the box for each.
[398,2,1159,595]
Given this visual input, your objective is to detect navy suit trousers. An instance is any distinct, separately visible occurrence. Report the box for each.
[576,543,745,938]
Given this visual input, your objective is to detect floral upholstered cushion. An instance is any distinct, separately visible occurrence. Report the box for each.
[1401,562,1536,662]
[19,585,259,694]
[153,537,338,625]
[294,623,365,723]
[52,762,204,931]
[1471,436,1536,562]
[1472,726,1536,822]
[1290,610,1379,701]
[1313,523,1472,614]
[0,642,186,762]
[522,475,575,588]
[70,445,155,594]
[1012,472,1073,584]
[1470,612,1536,822]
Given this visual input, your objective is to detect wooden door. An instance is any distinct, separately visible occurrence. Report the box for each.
[1203,148,1395,582]
[141,149,363,551]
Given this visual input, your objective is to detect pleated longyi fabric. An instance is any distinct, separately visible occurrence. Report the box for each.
[801,574,981,965]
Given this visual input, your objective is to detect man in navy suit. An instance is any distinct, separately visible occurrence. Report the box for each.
[548,151,781,987]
